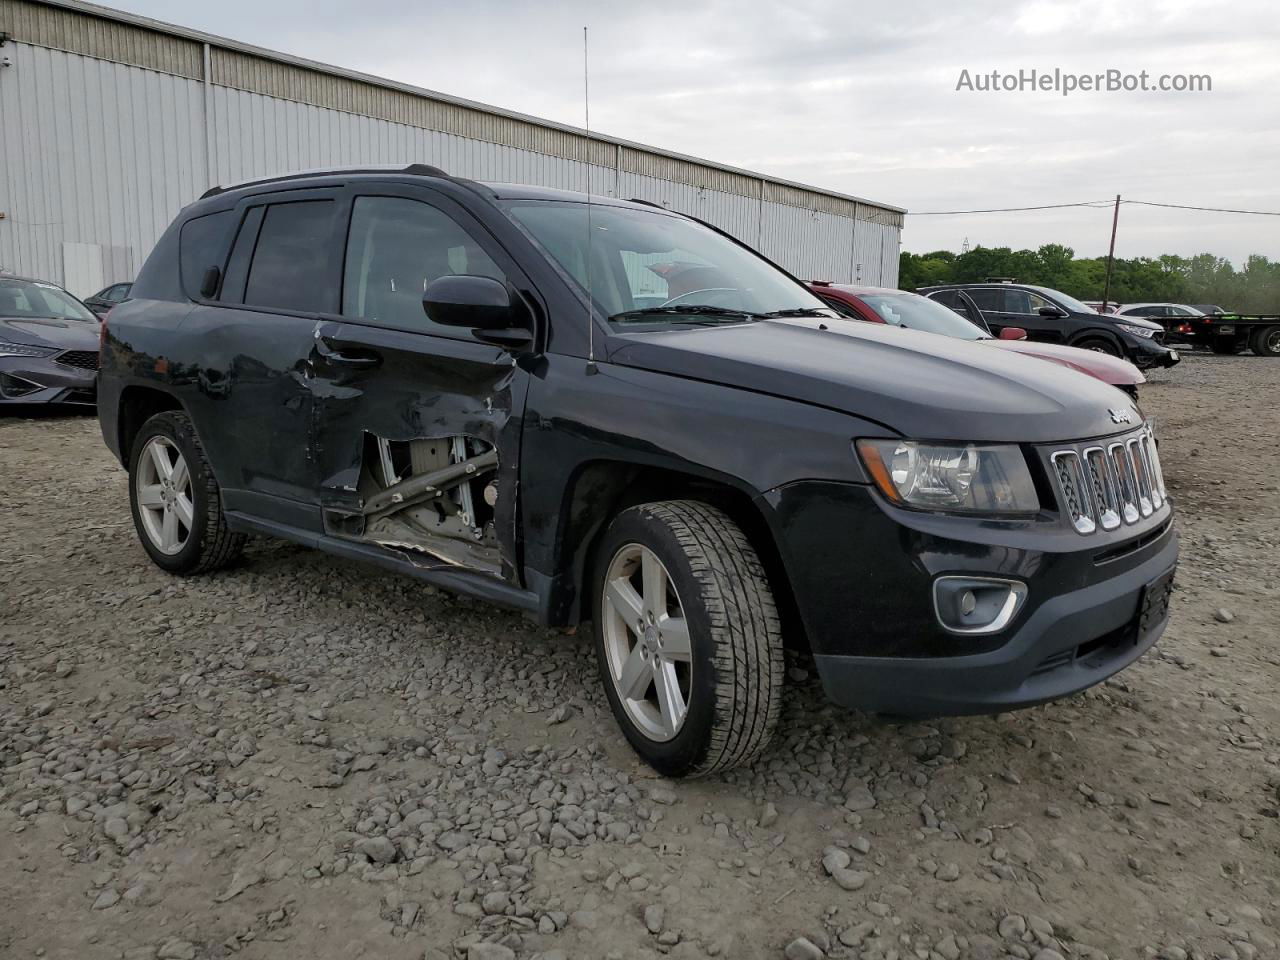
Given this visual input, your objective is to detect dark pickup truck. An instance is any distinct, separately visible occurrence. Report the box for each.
[97,165,1179,777]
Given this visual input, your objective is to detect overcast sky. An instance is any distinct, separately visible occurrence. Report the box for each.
[113,0,1280,264]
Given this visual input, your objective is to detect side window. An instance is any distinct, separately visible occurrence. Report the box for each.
[1025,292,1054,313]
[966,289,1003,312]
[1002,289,1032,314]
[927,290,959,307]
[107,284,129,302]
[342,196,506,334]
[244,201,337,313]
[179,210,235,301]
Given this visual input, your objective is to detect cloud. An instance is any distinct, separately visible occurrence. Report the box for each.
[112,0,1280,263]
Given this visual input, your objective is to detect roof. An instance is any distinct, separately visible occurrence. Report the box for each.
[197,168,671,212]
[22,0,905,217]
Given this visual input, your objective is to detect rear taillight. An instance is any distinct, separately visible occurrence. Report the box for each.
[98,309,110,354]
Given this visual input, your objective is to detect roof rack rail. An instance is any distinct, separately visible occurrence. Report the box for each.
[200,163,449,199]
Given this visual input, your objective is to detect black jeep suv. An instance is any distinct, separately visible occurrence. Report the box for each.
[919,282,1180,370]
[98,165,1179,777]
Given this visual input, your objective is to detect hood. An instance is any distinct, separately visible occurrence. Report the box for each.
[1105,314,1162,331]
[607,318,1142,443]
[0,316,100,352]
[988,339,1144,386]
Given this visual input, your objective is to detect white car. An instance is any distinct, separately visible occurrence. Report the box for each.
[1115,303,1205,320]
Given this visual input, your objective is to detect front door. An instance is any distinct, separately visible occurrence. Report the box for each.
[310,185,534,582]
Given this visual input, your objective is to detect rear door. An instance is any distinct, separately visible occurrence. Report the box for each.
[310,183,535,582]
[179,189,345,530]
[963,288,1018,335]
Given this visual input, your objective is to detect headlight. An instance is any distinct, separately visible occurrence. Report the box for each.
[1117,323,1157,339]
[0,340,57,359]
[856,439,1040,514]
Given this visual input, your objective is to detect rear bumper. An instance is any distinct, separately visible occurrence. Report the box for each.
[813,529,1178,716]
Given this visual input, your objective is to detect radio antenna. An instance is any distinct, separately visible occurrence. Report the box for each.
[583,26,597,373]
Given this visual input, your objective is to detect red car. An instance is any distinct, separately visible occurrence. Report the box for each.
[809,283,1145,399]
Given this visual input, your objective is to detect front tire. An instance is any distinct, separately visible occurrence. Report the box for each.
[128,411,245,575]
[592,501,783,777]
[1075,336,1121,357]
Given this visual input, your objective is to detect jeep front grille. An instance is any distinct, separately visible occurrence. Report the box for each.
[1049,426,1165,535]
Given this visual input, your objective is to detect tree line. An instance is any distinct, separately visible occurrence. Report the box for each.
[898,245,1280,313]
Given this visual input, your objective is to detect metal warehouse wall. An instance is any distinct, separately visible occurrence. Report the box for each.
[0,0,903,295]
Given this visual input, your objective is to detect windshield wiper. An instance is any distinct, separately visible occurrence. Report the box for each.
[760,307,833,318]
[609,305,761,323]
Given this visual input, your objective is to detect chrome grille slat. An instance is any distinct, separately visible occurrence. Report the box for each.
[1108,441,1141,524]
[1127,438,1154,517]
[1051,451,1095,534]
[1083,447,1121,530]
[1049,426,1167,535]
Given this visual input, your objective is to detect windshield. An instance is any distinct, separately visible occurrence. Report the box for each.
[856,292,988,340]
[1028,285,1094,315]
[0,279,97,321]
[504,201,829,327]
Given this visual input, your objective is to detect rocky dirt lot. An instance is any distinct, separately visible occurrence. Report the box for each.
[2,355,1278,960]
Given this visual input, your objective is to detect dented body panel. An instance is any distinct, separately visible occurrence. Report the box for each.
[309,319,528,579]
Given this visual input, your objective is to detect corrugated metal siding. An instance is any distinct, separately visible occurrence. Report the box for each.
[212,47,619,168]
[0,0,202,78]
[0,42,206,289]
[0,30,902,289]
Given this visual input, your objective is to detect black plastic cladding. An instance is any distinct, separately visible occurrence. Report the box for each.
[99,167,1174,675]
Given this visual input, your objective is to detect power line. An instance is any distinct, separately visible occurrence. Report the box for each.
[908,201,1113,216]
[1124,200,1280,216]
[907,198,1280,217]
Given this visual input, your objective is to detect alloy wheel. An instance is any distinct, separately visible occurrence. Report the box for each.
[135,436,194,555]
[600,543,693,741]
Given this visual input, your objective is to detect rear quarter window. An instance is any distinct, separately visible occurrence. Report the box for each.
[180,210,235,300]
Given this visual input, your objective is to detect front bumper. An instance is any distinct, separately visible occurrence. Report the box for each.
[814,529,1177,715]
[0,356,98,407]
[762,479,1178,716]
[1126,336,1180,369]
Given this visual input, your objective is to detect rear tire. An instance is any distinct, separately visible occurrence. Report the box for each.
[1075,337,1121,357]
[128,411,245,575]
[592,501,783,778]
[1250,325,1280,357]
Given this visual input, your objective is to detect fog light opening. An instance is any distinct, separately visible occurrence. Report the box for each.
[933,576,1028,635]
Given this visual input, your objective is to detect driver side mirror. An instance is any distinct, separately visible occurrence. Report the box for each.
[1038,305,1068,318]
[998,327,1028,341]
[424,275,523,331]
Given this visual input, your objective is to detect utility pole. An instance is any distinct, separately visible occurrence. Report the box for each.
[1100,195,1121,311]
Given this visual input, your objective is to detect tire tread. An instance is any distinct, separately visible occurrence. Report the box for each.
[637,500,784,776]
[133,411,245,575]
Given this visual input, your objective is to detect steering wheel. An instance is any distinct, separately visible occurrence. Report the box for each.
[659,287,739,308]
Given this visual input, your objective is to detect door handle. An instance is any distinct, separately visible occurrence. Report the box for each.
[316,339,382,369]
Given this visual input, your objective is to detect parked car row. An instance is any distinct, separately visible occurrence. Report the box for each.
[90,165,1179,777]
[1112,301,1279,356]
[808,282,1146,398]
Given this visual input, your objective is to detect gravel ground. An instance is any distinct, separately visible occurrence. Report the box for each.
[2,354,1278,960]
